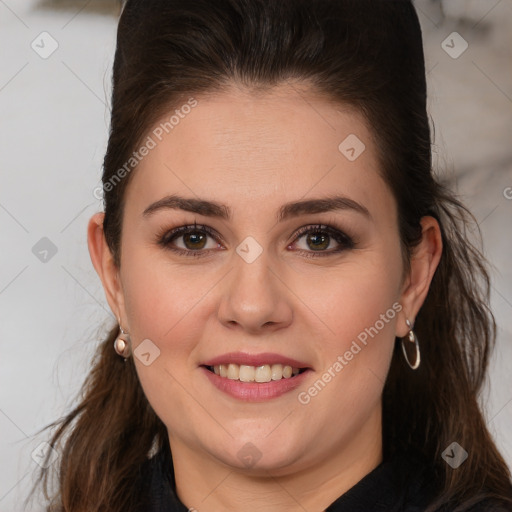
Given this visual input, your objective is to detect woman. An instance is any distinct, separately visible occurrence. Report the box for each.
[35,0,512,510]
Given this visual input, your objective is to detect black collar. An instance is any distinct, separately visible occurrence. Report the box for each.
[135,446,439,512]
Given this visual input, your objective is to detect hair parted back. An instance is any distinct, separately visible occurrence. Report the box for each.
[33,0,512,510]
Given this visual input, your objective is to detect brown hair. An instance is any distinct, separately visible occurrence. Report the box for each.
[34,0,512,510]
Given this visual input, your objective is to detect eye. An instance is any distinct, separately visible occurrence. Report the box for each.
[157,223,223,258]
[157,222,356,259]
[289,224,355,257]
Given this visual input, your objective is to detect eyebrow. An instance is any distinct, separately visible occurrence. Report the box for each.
[142,194,372,222]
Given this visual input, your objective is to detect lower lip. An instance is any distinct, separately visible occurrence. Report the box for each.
[201,367,311,401]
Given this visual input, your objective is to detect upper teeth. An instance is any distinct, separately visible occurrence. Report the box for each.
[212,364,300,382]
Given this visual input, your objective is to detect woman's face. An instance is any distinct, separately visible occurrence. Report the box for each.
[108,83,411,474]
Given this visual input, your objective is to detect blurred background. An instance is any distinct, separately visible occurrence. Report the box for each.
[1,0,511,510]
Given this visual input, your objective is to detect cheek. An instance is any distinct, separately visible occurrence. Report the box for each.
[119,249,209,425]
[120,243,210,341]
[301,243,403,392]
[306,255,401,342]
[299,278,399,438]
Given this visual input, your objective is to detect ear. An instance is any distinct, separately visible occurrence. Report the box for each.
[396,216,443,337]
[87,212,128,327]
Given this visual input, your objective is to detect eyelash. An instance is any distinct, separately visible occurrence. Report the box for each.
[156,222,356,259]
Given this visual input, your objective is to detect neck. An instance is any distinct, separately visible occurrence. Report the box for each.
[169,408,383,512]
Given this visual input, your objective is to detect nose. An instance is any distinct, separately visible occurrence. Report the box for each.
[217,245,293,335]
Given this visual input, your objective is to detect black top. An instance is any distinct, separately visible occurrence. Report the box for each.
[134,446,510,511]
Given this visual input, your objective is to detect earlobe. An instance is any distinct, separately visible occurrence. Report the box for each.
[396,216,443,337]
[87,212,126,323]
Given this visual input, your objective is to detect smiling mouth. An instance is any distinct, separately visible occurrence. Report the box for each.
[203,364,308,383]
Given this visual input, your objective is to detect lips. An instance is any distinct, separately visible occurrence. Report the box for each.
[200,352,312,400]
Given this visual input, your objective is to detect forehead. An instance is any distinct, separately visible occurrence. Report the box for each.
[124,83,394,223]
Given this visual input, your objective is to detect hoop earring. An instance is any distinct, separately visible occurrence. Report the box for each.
[401,318,420,370]
[114,319,131,360]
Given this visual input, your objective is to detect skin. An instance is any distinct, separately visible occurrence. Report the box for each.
[88,82,442,512]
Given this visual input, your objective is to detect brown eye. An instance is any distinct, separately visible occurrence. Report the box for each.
[291,224,355,257]
[182,231,208,250]
[158,224,223,257]
[304,232,330,251]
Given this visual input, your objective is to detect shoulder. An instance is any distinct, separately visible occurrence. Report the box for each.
[388,450,512,512]
[325,448,441,511]
[396,451,512,512]
[463,499,512,512]
[132,448,189,512]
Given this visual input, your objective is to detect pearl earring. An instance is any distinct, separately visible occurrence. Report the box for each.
[114,319,131,360]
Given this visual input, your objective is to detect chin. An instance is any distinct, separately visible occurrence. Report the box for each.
[208,433,305,473]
